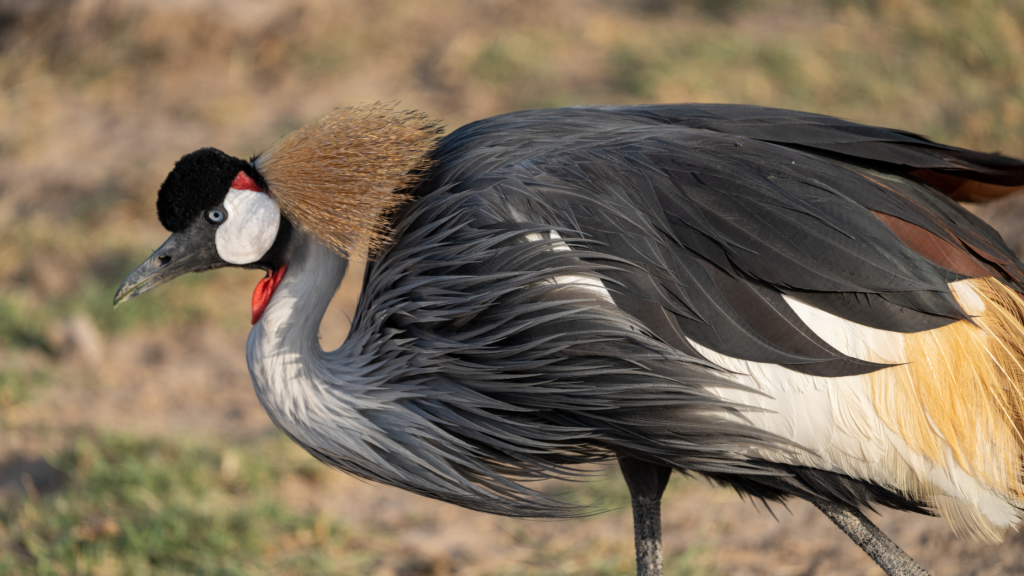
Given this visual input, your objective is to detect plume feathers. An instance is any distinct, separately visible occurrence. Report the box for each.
[872,278,1024,503]
[254,104,442,259]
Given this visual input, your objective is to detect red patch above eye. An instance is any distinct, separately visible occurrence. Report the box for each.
[252,265,287,324]
[231,171,263,192]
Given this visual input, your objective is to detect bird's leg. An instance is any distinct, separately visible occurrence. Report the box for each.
[812,498,930,576]
[618,456,673,576]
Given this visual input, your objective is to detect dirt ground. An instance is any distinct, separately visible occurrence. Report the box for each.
[6,250,1024,575]
[3,0,1024,574]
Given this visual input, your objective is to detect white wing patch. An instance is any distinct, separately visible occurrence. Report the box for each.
[216,188,281,264]
[693,288,1021,537]
[516,219,1018,536]
[526,230,613,302]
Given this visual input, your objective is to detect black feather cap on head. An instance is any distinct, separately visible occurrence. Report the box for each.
[156,147,266,232]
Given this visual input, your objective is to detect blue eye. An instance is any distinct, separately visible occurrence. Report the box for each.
[207,209,225,223]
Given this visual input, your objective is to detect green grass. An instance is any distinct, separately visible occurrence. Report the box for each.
[0,364,49,411]
[547,465,696,514]
[501,470,711,576]
[0,213,256,357]
[0,433,383,576]
[0,261,211,353]
[0,435,713,576]
[0,298,53,353]
[1,0,1022,573]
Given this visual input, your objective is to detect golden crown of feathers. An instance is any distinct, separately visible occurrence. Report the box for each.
[254,104,443,260]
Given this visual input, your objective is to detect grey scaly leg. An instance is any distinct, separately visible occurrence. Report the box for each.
[812,498,931,576]
[618,456,673,576]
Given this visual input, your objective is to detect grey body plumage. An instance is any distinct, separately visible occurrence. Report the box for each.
[249,192,773,518]
[116,104,1024,576]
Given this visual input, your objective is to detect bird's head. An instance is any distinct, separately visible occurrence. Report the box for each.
[113,104,441,324]
[113,147,294,324]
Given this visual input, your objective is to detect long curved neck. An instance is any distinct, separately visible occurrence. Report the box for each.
[246,231,350,427]
[241,223,608,518]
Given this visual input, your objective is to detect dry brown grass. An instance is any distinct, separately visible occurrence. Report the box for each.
[2,0,1024,574]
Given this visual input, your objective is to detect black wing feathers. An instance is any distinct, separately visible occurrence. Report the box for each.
[611,104,1024,187]
[375,104,1024,515]
[410,103,1024,375]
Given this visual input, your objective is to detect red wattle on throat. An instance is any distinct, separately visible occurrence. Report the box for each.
[252,265,287,324]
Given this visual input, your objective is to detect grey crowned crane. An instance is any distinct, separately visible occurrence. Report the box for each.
[115,104,1024,576]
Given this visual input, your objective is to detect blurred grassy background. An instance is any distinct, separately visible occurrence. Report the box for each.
[1,0,1023,574]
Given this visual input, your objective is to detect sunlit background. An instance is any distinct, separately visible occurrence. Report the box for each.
[1,0,1023,574]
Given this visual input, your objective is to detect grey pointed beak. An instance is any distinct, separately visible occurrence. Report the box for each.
[113,227,225,307]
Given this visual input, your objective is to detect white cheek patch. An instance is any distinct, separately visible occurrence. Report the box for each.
[215,189,281,264]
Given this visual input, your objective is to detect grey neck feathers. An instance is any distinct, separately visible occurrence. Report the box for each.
[245,230,521,511]
[246,231,360,450]
[242,224,771,519]
[243,228,601,517]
